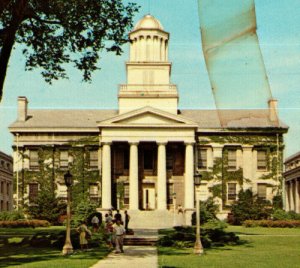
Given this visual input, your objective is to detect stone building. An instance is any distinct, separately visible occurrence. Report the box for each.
[0,151,13,211]
[284,152,300,213]
[9,15,288,227]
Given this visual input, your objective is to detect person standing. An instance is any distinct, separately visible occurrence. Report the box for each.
[76,221,91,250]
[114,209,122,223]
[124,210,130,233]
[91,215,100,232]
[113,220,125,253]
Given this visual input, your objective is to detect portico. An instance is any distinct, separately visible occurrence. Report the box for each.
[98,107,197,211]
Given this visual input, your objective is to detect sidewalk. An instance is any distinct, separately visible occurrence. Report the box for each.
[90,245,158,268]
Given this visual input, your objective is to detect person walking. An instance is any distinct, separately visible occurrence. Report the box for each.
[77,221,91,251]
[113,219,125,253]
[124,210,130,233]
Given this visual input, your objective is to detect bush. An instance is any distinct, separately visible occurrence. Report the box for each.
[0,220,50,228]
[243,220,300,228]
[230,189,272,225]
[72,194,97,227]
[191,197,219,225]
[272,209,300,221]
[26,190,66,225]
[0,210,25,221]
[159,221,239,249]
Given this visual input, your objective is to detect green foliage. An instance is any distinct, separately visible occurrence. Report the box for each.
[272,195,283,210]
[0,0,140,101]
[230,189,272,225]
[272,209,300,221]
[72,194,97,227]
[26,190,66,224]
[158,222,239,249]
[0,210,25,221]
[191,197,219,225]
[243,220,300,228]
[0,220,50,228]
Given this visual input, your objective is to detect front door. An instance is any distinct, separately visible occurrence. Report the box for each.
[143,186,155,210]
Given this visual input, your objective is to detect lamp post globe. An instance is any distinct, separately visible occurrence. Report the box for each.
[62,170,74,255]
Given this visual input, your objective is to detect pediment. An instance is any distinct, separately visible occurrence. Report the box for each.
[97,107,198,128]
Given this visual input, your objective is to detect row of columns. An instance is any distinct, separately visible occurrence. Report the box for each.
[101,142,195,210]
[285,179,300,213]
[130,36,168,62]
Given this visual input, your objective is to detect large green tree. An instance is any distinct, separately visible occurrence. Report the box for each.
[0,0,139,101]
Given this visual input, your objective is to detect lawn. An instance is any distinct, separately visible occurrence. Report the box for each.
[0,226,110,268]
[158,226,300,268]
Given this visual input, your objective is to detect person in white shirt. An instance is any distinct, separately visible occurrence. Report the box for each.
[91,215,100,232]
[113,220,125,253]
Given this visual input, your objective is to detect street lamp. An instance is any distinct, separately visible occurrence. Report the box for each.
[62,170,73,255]
[117,192,120,210]
[194,172,203,255]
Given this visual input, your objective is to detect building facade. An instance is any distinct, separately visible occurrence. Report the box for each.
[284,152,300,213]
[0,151,13,211]
[9,15,288,226]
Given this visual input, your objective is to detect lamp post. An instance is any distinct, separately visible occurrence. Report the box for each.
[172,192,177,226]
[194,172,203,255]
[117,192,120,210]
[62,170,73,255]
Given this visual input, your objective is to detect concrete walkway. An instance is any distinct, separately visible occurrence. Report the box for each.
[90,246,158,268]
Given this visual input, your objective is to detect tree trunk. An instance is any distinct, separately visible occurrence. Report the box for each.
[0,0,28,102]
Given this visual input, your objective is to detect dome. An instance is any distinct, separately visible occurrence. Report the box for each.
[134,15,164,31]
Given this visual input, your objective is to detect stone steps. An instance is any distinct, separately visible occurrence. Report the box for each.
[124,236,158,246]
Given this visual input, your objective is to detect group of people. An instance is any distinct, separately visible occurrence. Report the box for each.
[104,209,130,253]
[76,209,130,254]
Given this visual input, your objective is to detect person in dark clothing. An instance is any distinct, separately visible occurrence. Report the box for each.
[114,210,122,223]
[124,210,130,233]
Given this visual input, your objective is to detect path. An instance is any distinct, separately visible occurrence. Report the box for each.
[90,245,158,268]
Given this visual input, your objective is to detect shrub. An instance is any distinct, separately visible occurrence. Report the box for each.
[0,220,50,228]
[243,220,300,228]
[272,209,300,221]
[159,221,239,249]
[0,210,25,221]
[26,190,66,225]
[272,195,283,210]
[191,197,219,225]
[230,189,272,225]
[72,194,97,227]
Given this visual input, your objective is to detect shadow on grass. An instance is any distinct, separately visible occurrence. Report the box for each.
[0,244,109,267]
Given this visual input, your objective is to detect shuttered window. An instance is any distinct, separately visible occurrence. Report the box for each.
[227,150,237,169]
[257,150,267,170]
[60,151,68,168]
[29,183,38,202]
[29,150,39,169]
[257,183,267,199]
[198,149,207,169]
[227,183,237,201]
[89,150,98,168]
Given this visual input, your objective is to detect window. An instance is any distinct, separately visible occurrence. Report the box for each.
[257,150,267,170]
[167,184,174,204]
[124,184,129,205]
[89,184,99,201]
[6,183,10,195]
[227,150,237,169]
[0,200,3,211]
[60,151,69,168]
[0,181,4,194]
[29,150,39,169]
[227,183,237,201]
[144,149,153,169]
[89,150,98,168]
[257,183,267,199]
[198,149,207,169]
[29,183,38,202]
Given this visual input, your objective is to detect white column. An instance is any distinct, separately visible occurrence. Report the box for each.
[295,179,300,213]
[102,143,111,209]
[157,142,167,210]
[129,142,139,210]
[289,181,295,211]
[207,147,213,169]
[285,182,290,211]
[185,143,194,209]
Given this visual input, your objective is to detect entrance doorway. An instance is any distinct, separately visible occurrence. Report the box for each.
[143,185,155,210]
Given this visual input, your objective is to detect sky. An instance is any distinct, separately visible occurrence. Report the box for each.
[0,0,300,159]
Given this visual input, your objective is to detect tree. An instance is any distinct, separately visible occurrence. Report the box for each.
[0,0,139,101]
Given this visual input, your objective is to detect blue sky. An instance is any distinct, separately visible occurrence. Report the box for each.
[0,0,300,159]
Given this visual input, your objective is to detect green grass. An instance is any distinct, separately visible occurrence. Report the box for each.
[0,226,110,268]
[158,226,300,268]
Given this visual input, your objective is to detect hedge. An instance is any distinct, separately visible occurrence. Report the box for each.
[0,220,50,228]
[243,220,300,228]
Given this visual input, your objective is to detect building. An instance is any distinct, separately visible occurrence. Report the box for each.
[284,152,300,213]
[0,151,13,211]
[9,15,288,227]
